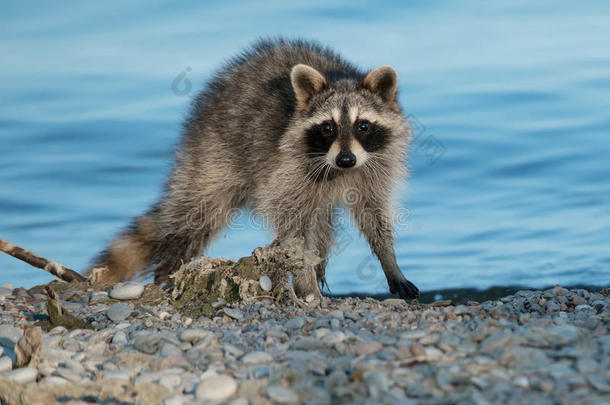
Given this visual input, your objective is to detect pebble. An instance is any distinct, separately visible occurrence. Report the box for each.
[356,340,383,356]
[2,367,38,384]
[41,376,70,386]
[223,308,244,320]
[106,302,133,322]
[89,291,108,303]
[242,351,273,364]
[103,369,132,381]
[0,287,13,298]
[112,330,128,345]
[0,324,23,348]
[259,275,272,292]
[363,370,389,398]
[109,282,145,300]
[285,317,305,329]
[266,385,299,404]
[196,374,238,400]
[0,282,607,404]
[323,331,346,346]
[180,328,210,343]
[545,324,579,347]
[0,356,12,372]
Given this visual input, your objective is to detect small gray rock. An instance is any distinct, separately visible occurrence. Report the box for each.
[103,369,132,381]
[545,301,560,312]
[0,287,13,298]
[292,337,325,350]
[106,302,132,322]
[363,371,389,398]
[285,317,305,330]
[0,325,23,349]
[229,398,249,405]
[162,396,184,405]
[160,343,181,357]
[112,330,128,345]
[266,385,299,404]
[223,308,244,320]
[90,291,109,303]
[242,351,273,364]
[453,305,468,315]
[546,324,579,347]
[323,331,346,346]
[180,328,210,343]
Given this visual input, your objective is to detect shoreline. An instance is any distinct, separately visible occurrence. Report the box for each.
[0,282,608,404]
[332,284,608,304]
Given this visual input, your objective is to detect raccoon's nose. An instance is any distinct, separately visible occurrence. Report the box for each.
[336,151,356,168]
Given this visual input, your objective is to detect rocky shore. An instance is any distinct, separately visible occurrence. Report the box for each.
[0,282,608,404]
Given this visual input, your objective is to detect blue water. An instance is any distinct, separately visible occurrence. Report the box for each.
[1,1,609,294]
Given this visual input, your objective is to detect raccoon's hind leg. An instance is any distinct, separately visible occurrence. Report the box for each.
[89,186,242,283]
[87,210,161,283]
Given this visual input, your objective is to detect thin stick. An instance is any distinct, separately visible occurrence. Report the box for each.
[0,238,87,283]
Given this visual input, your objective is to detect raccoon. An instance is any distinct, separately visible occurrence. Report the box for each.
[88,39,419,300]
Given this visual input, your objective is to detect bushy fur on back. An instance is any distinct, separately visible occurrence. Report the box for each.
[88,38,419,300]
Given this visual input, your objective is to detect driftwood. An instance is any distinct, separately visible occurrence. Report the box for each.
[0,238,87,283]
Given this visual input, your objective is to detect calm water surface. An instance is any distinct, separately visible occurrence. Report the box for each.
[1,1,609,293]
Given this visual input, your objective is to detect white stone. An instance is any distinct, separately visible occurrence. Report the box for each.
[196,374,238,400]
[241,351,273,364]
[2,367,37,384]
[0,356,12,372]
[56,366,81,382]
[266,385,299,404]
[162,395,184,405]
[112,330,128,345]
[230,398,249,405]
[41,376,70,386]
[160,374,181,390]
[63,359,85,375]
[104,369,132,381]
[109,282,145,300]
[180,328,211,343]
[259,275,272,292]
[323,331,346,346]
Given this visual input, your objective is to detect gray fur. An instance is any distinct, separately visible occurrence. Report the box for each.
[88,38,419,300]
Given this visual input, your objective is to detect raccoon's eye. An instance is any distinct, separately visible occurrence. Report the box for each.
[357,120,371,133]
[321,122,334,136]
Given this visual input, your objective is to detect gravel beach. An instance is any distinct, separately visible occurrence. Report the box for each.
[0,282,608,404]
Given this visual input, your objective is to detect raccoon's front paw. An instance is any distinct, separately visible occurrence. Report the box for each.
[389,276,419,300]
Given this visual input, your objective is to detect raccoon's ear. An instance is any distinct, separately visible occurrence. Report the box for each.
[291,64,328,109]
[363,65,398,103]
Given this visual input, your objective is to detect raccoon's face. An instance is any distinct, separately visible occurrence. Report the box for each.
[290,64,408,181]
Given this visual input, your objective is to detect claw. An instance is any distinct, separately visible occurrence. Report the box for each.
[388,276,419,300]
